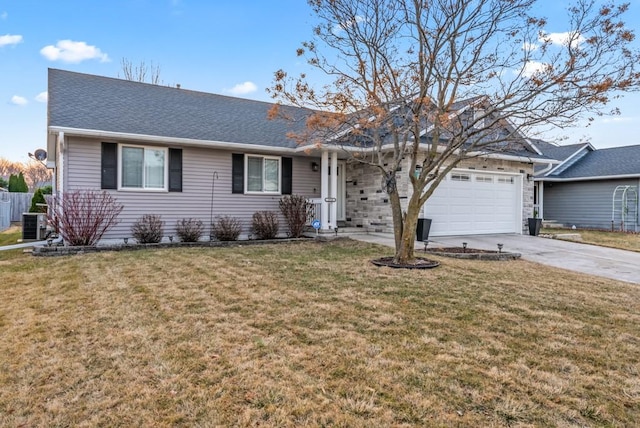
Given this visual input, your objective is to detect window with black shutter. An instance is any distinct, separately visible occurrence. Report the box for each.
[101,142,117,189]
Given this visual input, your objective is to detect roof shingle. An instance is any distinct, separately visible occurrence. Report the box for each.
[48,68,311,149]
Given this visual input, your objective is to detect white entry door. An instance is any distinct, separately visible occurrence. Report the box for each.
[423,170,521,236]
[328,161,346,221]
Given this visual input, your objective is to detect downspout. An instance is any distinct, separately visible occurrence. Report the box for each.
[536,162,554,176]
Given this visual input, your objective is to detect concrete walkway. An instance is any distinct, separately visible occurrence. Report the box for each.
[350,232,640,285]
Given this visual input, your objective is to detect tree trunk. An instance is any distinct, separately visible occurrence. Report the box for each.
[388,186,404,251]
[393,193,422,264]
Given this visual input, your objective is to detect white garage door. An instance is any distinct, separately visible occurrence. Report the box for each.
[422,170,521,236]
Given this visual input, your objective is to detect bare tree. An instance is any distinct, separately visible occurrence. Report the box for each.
[0,158,22,180]
[120,58,162,84]
[270,0,640,264]
[23,160,52,191]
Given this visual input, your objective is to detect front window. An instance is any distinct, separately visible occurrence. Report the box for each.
[246,155,280,193]
[120,145,167,190]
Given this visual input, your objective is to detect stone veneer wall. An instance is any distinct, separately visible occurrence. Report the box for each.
[344,157,535,234]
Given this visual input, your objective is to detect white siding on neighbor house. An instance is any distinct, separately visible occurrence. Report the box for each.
[65,138,321,239]
[543,178,640,230]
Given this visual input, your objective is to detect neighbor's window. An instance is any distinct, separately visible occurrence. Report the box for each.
[246,155,280,193]
[120,145,167,190]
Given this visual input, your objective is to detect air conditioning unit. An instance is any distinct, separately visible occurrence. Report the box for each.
[22,213,47,241]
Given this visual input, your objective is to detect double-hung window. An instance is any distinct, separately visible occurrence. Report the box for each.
[120,145,168,190]
[246,155,280,193]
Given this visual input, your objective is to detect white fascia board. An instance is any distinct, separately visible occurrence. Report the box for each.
[48,126,297,155]
[544,143,592,176]
[536,174,640,182]
[469,151,553,164]
[296,140,552,163]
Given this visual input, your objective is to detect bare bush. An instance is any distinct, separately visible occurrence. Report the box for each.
[211,216,242,241]
[47,190,123,246]
[131,214,164,244]
[279,195,313,238]
[175,218,204,242]
[252,211,279,240]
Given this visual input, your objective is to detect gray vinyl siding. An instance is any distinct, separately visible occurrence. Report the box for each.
[65,138,321,239]
[543,179,640,230]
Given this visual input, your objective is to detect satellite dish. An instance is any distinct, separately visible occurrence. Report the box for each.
[34,149,47,161]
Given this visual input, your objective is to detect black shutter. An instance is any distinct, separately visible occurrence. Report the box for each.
[168,148,182,192]
[281,157,292,195]
[232,153,244,194]
[101,142,117,189]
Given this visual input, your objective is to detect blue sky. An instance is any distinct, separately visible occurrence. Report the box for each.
[1,0,639,162]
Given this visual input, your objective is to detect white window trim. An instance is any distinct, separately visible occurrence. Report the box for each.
[117,144,169,192]
[244,154,282,195]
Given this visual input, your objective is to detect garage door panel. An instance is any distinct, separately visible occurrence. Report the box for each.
[422,171,520,236]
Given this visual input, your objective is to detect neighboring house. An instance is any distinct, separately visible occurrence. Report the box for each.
[47,69,549,241]
[534,141,640,231]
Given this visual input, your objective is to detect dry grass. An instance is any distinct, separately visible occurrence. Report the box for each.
[1,239,639,426]
[0,225,21,247]
[542,227,640,252]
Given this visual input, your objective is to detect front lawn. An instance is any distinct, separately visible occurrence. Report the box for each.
[0,224,21,247]
[542,227,640,252]
[1,240,639,426]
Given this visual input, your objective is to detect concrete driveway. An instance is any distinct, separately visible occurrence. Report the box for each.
[351,233,640,284]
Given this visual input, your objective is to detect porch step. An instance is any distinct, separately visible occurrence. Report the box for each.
[304,226,369,237]
[541,220,564,229]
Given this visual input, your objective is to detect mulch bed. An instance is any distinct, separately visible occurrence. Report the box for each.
[426,247,497,254]
[371,256,440,269]
[423,247,521,260]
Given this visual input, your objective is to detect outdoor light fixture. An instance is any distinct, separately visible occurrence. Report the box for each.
[169,235,173,243]
[462,242,467,252]
[526,173,534,182]
[123,237,128,245]
[311,162,319,172]
[497,243,504,253]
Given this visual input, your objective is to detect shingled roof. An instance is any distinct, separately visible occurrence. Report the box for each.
[534,141,640,180]
[48,68,312,149]
[546,145,640,179]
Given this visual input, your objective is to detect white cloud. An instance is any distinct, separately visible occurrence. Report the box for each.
[40,40,109,63]
[522,42,538,52]
[602,116,634,124]
[1,12,7,20]
[10,95,27,106]
[540,32,585,49]
[521,61,546,77]
[0,34,23,47]
[332,15,365,35]
[227,81,258,95]
[35,92,48,103]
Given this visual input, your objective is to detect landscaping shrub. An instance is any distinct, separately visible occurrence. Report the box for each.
[279,195,313,238]
[131,214,164,244]
[211,216,242,241]
[175,218,204,242]
[29,188,47,213]
[252,210,279,240]
[47,189,123,246]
